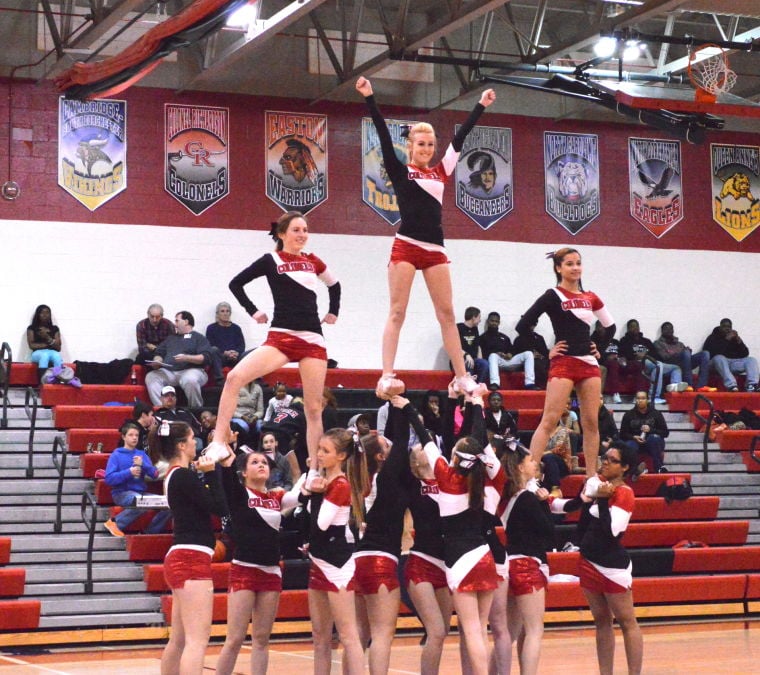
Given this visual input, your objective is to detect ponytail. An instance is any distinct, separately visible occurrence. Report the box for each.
[148,420,192,462]
[322,428,369,529]
[453,436,486,511]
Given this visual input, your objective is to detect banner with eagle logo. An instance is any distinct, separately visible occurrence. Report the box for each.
[544,132,599,235]
[58,97,126,211]
[710,143,760,242]
[361,116,417,225]
[628,137,683,238]
[165,104,229,215]
[454,125,513,230]
[265,111,327,214]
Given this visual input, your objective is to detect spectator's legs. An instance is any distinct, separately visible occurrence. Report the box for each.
[643,360,664,398]
[111,491,146,532]
[473,357,489,385]
[145,368,173,406]
[738,356,759,388]
[642,434,665,472]
[208,346,224,384]
[692,351,711,389]
[710,355,737,389]
[488,353,507,387]
[146,508,172,534]
[677,350,694,386]
[662,363,682,385]
[177,368,208,408]
[603,358,621,394]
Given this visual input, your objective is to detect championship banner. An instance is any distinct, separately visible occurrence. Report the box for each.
[58,97,126,211]
[628,137,683,238]
[165,104,229,215]
[361,116,416,225]
[544,132,600,235]
[265,111,327,214]
[455,125,513,230]
[710,143,760,242]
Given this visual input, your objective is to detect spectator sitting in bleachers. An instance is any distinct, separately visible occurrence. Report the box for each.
[145,311,212,409]
[702,318,759,393]
[129,400,155,453]
[619,390,670,473]
[260,397,307,475]
[456,306,489,386]
[205,301,245,386]
[551,396,581,455]
[593,320,632,403]
[135,303,175,365]
[483,390,517,441]
[257,432,293,490]
[103,422,171,537]
[419,389,444,440]
[26,304,63,382]
[512,320,550,388]
[233,379,264,445]
[654,321,712,391]
[154,386,202,453]
[480,310,537,390]
[263,382,293,423]
[322,387,340,431]
[347,412,372,437]
[597,394,619,456]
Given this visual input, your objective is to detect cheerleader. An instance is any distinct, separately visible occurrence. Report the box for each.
[308,428,367,675]
[575,441,643,675]
[516,248,615,478]
[215,450,303,675]
[355,76,495,399]
[155,421,228,675]
[210,210,341,484]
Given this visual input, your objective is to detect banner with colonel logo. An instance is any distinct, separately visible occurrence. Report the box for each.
[165,104,229,215]
[361,116,417,225]
[710,143,760,242]
[455,125,512,230]
[628,137,683,238]
[544,132,600,235]
[265,111,327,214]
[58,97,126,210]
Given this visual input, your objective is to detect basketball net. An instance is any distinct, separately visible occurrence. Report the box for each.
[687,43,737,104]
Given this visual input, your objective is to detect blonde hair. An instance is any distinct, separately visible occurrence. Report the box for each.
[407,122,435,145]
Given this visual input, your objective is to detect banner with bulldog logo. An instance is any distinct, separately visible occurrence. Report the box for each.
[710,143,760,242]
[165,104,229,215]
[265,111,327,214]
[361,116,417,225]
[628,137,683,238]
[544,132,600,235]
[58,97,126,211]
[455,125,513,230]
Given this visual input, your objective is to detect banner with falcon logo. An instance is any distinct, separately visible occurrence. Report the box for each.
[628,137,683,238]
[58,97,127,211]
[265,111,327,214]
[165,104,229,215]
[544,132,600,235]
[710,143,760,242]
[454,125,513,230]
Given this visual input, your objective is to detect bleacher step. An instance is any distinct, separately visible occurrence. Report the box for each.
[24,565,145,583]
[0,478,91,494]
[38,612,165,629]
[0,505,105,524]
[0,430,61,444]
[39,593,161,615]
[0,522,93,535]
[9,534,126,553]
[0,457,80,472]
[12,550,129,565]
[29,581,148,596]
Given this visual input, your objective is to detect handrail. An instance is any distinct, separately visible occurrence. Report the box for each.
[0,342,11,429]
[749,435,760,468]
[52,434,69,534]
[80,489,98,594]
[691,393,715,472]
[24,387,39,479]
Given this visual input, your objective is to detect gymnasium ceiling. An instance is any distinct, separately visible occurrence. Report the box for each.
[4,1,760,131]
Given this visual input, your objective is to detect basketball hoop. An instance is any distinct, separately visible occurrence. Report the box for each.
[687,43,737,104]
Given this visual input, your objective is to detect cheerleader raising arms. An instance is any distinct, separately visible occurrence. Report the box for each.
[215,451,303,675]
[516,248,615,478]
[210,211,340,484]
[355,76,495,399]
[154,421,229,675]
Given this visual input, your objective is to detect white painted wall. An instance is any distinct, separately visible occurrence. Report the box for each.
[1,218,757,370]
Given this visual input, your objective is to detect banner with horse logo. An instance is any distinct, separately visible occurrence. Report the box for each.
[165,104,229,215]
[628,137,683,238]
[544,132,600,235]
[265,111,327,214]
[710,143,760,242]
[58,97,126,211]
[454,125,513,230]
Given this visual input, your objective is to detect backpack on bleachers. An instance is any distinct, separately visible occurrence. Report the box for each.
[74,358,134,384]
[656,476,694,504]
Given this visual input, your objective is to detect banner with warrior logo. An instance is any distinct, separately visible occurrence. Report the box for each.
[455,125,513,230]
[628,137,683,238]
[58,97,126,211]
[710,143,760,242]
[361,116,417,225]
[165,104,229,215]
[544,132,600,235]
[265,111,327,214]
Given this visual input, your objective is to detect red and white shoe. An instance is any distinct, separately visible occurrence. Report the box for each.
[454,374,489,398]
[203,441,231,462]
[375,373,405,400]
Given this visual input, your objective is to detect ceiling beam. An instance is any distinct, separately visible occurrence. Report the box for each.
[654,25,760,74]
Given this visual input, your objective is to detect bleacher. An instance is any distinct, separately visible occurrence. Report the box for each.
[2,360,760,645]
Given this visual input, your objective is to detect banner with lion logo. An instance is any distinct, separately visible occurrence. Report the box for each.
[455,125,513,230]
[265,111,327,214]
[710,143,760,242]
[58,97,127,211]
[628,137,683,238]
[544,132,600,235]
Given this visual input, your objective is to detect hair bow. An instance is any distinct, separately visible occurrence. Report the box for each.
[159,419,171,437]
[545,250,556,260]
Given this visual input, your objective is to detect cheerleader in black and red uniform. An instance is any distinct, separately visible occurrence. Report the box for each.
[421,389,501,675]
[215,450,303,675]
[307,428,367,675]
[516,248,615,479]
[572,441,643,675]
[211,210,340,486]
[355,76,495,400]
[155,421,228,675]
